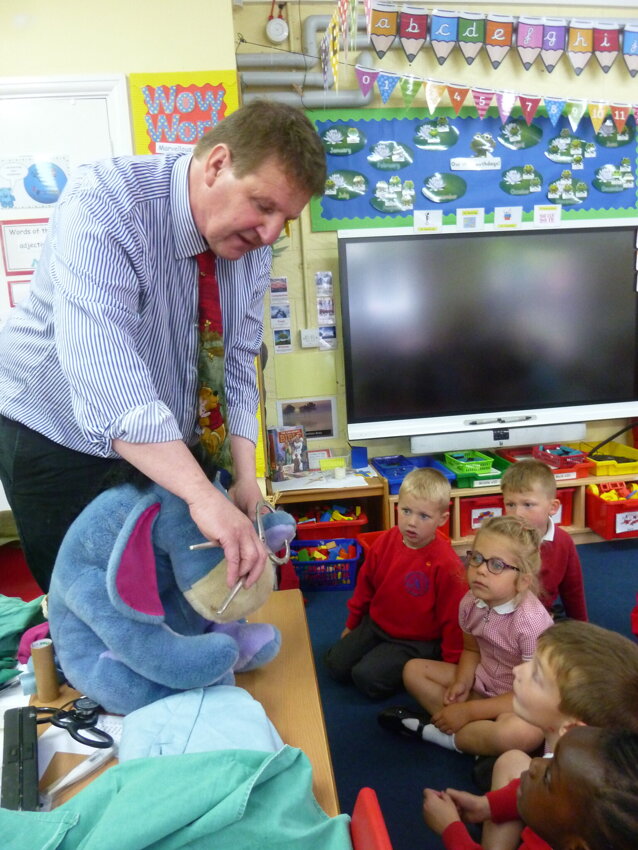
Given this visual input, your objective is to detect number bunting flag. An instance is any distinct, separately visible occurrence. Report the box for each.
[610,103,630,134]
[399,75,422,107]
[354,65,379,97]
[566,99,587,132]
[544,98,567,127]
[376,72,400,103]
[495,91,517,125]
[587,102,608,134]
[447,84,469,115]
[519,95,542,126]
[471,88,494,119]
[425,81,446,115]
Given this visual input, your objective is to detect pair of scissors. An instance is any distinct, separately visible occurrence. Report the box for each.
[36,697,114,748]
[190,501,292,615]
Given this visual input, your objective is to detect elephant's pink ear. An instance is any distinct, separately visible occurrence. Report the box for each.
[106,499,164,622]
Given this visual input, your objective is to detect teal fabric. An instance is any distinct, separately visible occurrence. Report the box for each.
[2,746,352,850]
[0,593,45,683]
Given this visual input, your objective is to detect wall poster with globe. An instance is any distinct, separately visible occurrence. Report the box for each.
[0,75,132,324]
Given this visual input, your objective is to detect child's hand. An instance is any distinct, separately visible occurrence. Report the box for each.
[445,789,491,824]
[432,702,472,734]
[443,680,470,704]
[422,789,461,835]
[340,627,351,639]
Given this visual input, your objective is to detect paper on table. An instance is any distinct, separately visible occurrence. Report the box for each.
[270,467,378,492]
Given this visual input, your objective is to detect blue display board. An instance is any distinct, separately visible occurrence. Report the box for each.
[309,107,638,231]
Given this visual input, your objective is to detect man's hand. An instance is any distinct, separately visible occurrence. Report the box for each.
[189,489,267,588]
[422,789,461,835]
[228,476,264,521]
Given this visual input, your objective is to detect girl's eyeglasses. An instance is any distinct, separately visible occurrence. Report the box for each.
[464,550,521,575]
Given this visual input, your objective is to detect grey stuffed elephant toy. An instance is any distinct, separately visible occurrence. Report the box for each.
[48,481,296,715]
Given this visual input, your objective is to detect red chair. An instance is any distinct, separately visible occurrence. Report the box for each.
[350,787,393,850]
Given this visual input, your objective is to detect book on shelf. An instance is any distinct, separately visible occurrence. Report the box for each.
[267,426,310,481]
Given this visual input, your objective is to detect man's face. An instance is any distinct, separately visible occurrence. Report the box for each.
[517,727,605,848]
[190,146,311,260]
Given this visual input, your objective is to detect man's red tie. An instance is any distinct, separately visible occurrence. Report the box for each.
[195,250,222,334]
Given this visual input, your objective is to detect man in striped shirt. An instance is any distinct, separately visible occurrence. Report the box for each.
[0,100,326,592]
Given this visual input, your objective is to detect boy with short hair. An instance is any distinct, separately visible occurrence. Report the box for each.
[501,459,587,621]
[324,468,466,699]
[425,619,638,850]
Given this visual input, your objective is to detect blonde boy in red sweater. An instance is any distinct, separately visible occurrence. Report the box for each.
[324,468,466,699]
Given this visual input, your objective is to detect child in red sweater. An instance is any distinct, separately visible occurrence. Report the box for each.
[423,619,638,850]
[422,726,638,850]
[501,459,587,621]
[324,468,466,699]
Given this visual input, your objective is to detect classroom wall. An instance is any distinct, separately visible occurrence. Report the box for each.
[233,1,638,457]
[0,1,635,465]
[0,1,236,74]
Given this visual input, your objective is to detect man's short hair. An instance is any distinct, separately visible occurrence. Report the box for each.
[501,459,557,499]
[536,620,638,731]
[399,467,451,512]
[193,100,326,197]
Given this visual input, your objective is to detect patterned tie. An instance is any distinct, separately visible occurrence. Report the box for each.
[196,249,222,332]
[195,250,230,478]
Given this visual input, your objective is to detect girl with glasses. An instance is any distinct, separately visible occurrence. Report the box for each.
[379,515,554,758]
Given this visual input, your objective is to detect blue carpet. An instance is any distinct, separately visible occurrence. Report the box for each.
[304,538,638,850]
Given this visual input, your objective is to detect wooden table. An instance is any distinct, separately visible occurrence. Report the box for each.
[33,589,339,816]
[238,588,339,815]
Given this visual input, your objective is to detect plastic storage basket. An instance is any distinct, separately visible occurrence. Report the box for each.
[444,451,494,475]
[290,538,363,591]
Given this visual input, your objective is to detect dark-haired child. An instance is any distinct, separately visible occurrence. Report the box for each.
[423,725,638,850]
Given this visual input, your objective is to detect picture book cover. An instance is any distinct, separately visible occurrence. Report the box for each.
[267,426,309,481]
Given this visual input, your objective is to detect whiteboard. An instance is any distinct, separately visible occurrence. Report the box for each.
[0,75,132,321]
[0,75,132,511]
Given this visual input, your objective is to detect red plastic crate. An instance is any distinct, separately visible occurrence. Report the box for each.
[294,512,368,540]
[495,446,595,480]
[554,487,575,527]
[586,488,638,539]
[459,494,504,537]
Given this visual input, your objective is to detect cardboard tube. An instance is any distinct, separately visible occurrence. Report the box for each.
[31,638,59,702]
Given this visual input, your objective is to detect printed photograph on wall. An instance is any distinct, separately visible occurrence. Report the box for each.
[277,396,337,439]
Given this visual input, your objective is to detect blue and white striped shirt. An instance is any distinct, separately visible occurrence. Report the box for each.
[0,153,271,457]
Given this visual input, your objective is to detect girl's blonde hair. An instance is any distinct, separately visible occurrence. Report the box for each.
[474,514,542,596]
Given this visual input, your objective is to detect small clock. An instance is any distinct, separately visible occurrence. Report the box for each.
[266,16,289,44]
